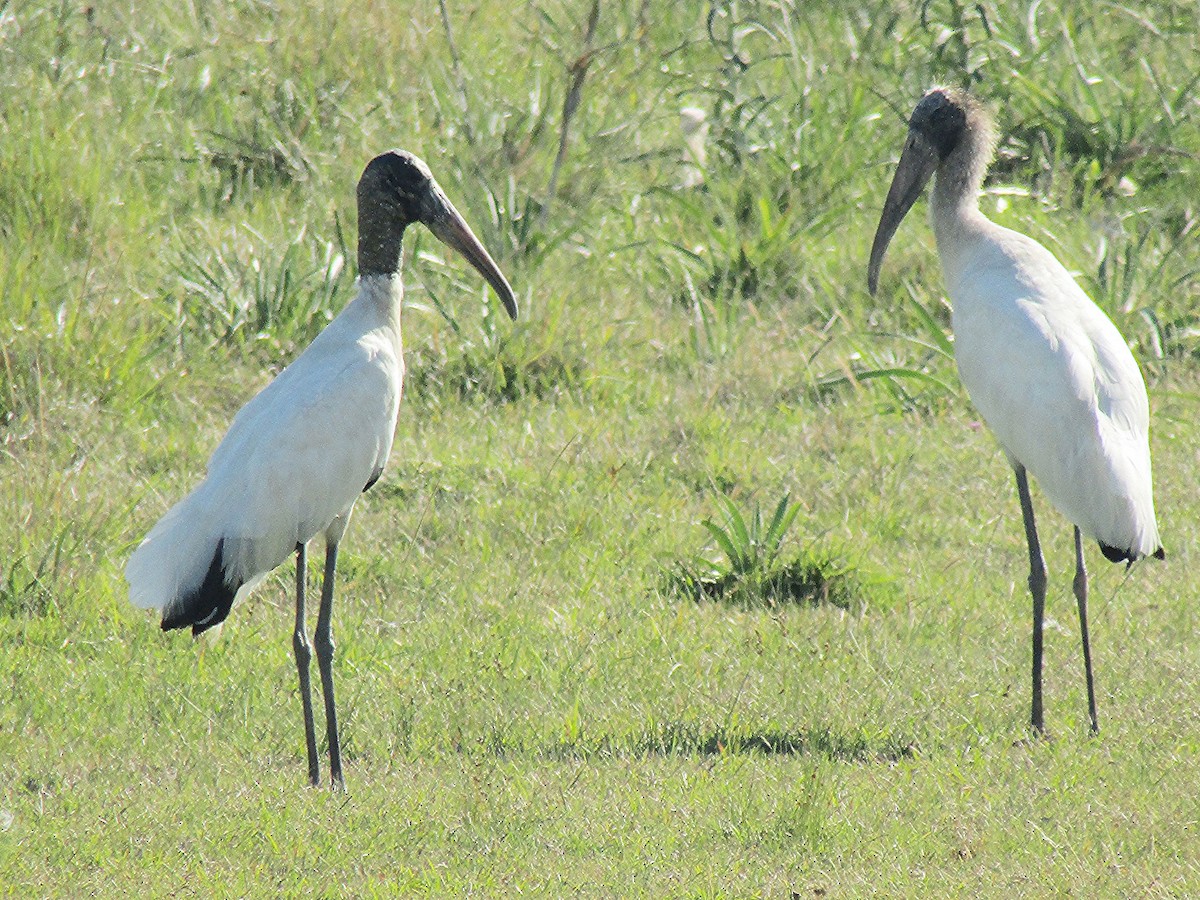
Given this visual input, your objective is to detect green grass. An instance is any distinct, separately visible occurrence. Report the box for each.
[2,0,1200,895]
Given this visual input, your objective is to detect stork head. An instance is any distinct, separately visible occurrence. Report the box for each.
[867,87,991,296]
[357,150,517,319]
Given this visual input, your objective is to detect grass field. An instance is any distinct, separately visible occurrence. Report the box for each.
[3,0,1200,895]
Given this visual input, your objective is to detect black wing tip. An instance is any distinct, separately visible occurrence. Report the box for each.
[363,465,384,494]
[1098,541,1166,566]
[160,607,232,636]
[1098,542,1132,564]
[159,539,239,636]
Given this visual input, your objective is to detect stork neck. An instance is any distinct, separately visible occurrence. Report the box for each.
[930,171,989,248]
[930,135,993,252]
[931,144,984,208]
[357,217,409,278]
[356,272,405,324]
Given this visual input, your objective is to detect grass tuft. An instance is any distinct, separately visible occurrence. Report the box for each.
[664,491,865,609]
[406,335,586,405]
[173,224,353,358]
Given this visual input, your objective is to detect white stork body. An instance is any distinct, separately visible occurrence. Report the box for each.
[868,87,1162,735]
[936,213,1160,560]
[127,150,517,786]
[126,276,404,625]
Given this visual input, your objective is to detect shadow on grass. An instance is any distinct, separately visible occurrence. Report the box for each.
[541,721,916,764]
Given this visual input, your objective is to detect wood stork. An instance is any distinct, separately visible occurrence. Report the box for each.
[867,87,1163,735]
[126,150,517,786]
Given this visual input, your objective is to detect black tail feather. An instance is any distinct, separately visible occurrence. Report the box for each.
[161,538,239,636]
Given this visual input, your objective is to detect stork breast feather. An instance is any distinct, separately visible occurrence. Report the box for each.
[197,351,397,580]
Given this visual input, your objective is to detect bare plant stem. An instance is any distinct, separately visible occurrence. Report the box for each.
[438,0,475,147]
[540,0,601,232]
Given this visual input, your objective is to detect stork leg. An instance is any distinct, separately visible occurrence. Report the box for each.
[292,542,321,787]
[1073,526,1099,734]
[1014,465,1048,736]
[315,540,344,787]
[293,542,320,786]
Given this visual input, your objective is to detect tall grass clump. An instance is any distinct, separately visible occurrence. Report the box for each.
[173,224,354,358]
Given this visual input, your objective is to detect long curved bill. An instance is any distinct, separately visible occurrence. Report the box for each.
[867,130,940,296]
[425,194,518,320]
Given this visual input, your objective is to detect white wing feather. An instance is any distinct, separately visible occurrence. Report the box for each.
[946,223,1160,556]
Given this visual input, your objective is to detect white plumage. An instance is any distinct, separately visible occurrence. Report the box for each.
[868,87,1162,735]
[127,150,517,785]
[127,278,403,624]
[945,224,1160,559]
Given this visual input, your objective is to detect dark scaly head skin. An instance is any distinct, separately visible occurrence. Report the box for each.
[909,87,968,162]
[356,150,517,318]
[356,151,434,277]
[867,87,990,296]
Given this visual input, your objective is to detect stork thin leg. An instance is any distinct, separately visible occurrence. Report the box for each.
[1014,466,1048,736]
[315,540,344,787]
[293,542,320,786]
[1073,526,1099,734]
